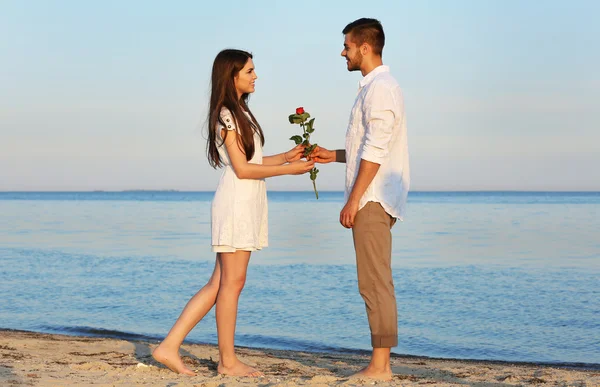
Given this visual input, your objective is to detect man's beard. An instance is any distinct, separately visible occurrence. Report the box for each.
[346,51,363,72]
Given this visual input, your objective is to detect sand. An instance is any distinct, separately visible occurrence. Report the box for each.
[1,329,598,386]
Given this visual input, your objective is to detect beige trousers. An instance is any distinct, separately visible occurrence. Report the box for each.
[352,201,398,348]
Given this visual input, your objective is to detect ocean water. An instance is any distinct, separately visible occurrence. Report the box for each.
[0,191,599,366]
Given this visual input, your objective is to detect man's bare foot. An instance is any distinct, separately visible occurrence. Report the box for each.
[350,366,393,381]
[152,344,196,376]
[218,359,263,377]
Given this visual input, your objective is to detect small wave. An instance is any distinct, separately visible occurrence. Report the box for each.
[35,325,367,355]
[36,325,161,342]
[234,332,370,355]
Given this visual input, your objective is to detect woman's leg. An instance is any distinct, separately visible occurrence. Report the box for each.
[153,257,222,375]
[215,250,262,377]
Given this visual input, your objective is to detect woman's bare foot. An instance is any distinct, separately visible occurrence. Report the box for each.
[218,359,263,377]
[350,366,392,381]
[152,344,196,376]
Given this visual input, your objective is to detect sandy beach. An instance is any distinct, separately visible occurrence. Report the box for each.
[0,329,598,386]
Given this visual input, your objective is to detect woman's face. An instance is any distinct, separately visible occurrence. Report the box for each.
[234,58,257,98]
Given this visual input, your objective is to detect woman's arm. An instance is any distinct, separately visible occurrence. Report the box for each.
[262,153,287,166]
[262,144,306,166]
[224,130,314,179]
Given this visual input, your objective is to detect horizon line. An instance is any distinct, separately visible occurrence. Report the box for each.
[1,190,600,193]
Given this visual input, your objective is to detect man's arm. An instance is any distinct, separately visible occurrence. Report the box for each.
[340,83,397,228]
[311,146,346,163]
[335,149,346,163]
[339,160,380,228]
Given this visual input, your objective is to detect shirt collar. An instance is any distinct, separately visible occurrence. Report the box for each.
[359,65,389,88]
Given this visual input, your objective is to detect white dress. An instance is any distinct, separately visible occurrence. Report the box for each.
[211,108,268,252]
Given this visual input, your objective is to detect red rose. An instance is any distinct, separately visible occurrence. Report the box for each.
[296,107,305,115]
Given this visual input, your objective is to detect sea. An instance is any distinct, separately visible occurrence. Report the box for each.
[0,191,598,366]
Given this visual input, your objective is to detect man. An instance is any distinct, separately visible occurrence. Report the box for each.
[312,18,410,380]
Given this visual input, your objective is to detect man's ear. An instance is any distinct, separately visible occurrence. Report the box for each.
[360,43,370,56]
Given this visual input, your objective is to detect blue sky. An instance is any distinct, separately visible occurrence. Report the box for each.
[1,0,598,191]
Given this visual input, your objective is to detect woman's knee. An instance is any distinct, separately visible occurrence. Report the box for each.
[220,274,246,293]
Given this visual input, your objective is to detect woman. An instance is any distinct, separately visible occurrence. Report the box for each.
[152,49,314,377]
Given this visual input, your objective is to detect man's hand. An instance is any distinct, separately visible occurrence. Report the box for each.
[311,146,336,163]
[340,199,359,228]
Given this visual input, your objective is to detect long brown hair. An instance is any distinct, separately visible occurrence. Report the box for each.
[207,49,265,169]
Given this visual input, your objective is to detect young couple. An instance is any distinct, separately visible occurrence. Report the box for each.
[152,17,410,381]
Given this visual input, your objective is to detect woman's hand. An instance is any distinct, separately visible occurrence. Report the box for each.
[287,159,315,175]
[284,144,306,163]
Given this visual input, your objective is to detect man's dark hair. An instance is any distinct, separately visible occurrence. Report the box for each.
[342,18,385,56]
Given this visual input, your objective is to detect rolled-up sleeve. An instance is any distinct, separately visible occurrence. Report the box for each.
[361,84,397,165]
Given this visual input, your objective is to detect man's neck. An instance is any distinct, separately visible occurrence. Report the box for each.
[360,58,384,77]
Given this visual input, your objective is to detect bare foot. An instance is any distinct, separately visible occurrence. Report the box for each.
[152,344,196,376]
[218,359,263,377]
[350,366,393,381]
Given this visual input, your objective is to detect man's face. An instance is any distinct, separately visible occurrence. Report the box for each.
[341,34,363,72]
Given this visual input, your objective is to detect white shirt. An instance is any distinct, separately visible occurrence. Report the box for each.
[345,65,410,220]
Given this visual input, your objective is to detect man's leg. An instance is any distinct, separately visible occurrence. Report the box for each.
[351,201,397,380]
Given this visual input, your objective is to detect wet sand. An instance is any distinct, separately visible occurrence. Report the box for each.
[1,329,598,386]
